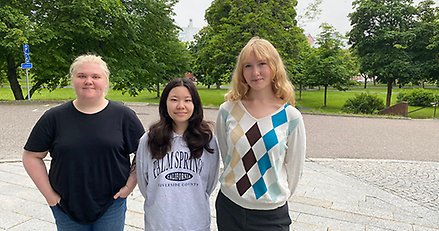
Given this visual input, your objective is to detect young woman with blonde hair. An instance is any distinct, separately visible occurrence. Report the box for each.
[215,37,306,231]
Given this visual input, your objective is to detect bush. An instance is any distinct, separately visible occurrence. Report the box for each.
[397,89,437,107]
[342,93,385,114]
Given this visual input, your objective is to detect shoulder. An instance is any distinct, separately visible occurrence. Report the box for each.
[218,101,240,115]
[284,104,303,120]
[43,101,73,117]
[139,132,149,144]
[219,101,238,110]
[108,100,130,111]
[107,101,137,116]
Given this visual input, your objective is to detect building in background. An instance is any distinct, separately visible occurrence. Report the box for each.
[178,19,200,42]
[306,33,316,47]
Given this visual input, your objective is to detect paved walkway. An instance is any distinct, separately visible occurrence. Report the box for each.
[1,159,438,231]
[0,102,438,230]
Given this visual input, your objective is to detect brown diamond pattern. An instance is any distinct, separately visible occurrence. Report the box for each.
[246,123,262,146]
[237,174,251,196]
[242,149,257,172]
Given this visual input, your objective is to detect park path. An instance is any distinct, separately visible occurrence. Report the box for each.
[1,101,437,161]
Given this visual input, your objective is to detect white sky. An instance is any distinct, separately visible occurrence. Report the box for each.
[173,0,438,37]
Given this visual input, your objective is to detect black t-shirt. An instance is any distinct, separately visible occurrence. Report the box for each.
[24,101,145,223]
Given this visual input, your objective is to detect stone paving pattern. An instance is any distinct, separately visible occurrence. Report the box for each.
[315,159,439,212]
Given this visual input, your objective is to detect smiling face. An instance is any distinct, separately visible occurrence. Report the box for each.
[242,51,274,93]
[72,62,108,101]
[166,86,194,134]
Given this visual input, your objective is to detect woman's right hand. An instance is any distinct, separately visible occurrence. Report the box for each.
[22,150,60,207]
[47,194,61,207]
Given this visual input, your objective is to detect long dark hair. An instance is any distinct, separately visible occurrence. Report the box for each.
[147,78,214,159]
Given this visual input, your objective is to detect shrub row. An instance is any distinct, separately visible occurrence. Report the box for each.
[396,89,439,107]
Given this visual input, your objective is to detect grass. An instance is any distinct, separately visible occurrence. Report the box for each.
[1,84,438,119]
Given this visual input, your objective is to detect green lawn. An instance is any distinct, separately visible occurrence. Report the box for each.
[1,85,438,119]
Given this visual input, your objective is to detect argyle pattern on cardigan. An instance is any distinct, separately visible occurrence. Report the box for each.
[223,103,292,201]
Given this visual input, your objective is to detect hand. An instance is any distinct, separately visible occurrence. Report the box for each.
[113,185,132,199]
[47,194,61,206]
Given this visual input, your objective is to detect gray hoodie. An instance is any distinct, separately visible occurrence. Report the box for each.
[136,132,220,231]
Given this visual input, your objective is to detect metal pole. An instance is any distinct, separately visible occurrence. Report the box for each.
[434,102,437,118]
[26,68,30,100]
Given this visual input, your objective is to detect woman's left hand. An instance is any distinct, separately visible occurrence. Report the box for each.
[113,185,132,199]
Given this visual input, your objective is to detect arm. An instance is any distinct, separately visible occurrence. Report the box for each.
[215,107,228,164]
[113,155,137,199]
[22,150,60,206]
[136,135,148,198]
[114,108,145,199]
[285,113,307,197]
[206,137,220,195]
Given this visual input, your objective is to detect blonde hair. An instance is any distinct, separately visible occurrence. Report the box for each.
[69,54,110,94]
[225,37,295,106]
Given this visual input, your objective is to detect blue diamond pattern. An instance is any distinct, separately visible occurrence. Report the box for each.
[268,183,282,201]
[262,129,278,151]
[258,153,271,176]
[271,108,287,128]
[253,177,268,199]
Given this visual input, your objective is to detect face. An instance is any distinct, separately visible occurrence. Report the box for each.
[72,63,108,101]
[166,86,194,133]
[242,51,274,93]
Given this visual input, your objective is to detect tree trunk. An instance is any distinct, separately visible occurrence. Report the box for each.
[27,82,42,100]
[6,54,24,100]
[156,83,160,98]
[323,85,328,107]
[386,81,393,108]
[362,73,367,89]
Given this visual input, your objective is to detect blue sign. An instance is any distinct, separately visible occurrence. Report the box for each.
[24,53,31,63]
[23,44,29,54]
[23,44,31,63]
[21,63,33,69]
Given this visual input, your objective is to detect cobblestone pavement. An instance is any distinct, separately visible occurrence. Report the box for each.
[314,159,439,212]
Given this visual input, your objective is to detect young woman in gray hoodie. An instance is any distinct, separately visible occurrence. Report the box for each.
[136,78,220,231]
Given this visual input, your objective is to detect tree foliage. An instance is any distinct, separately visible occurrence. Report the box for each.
[0,1,47,99]
[409,0,439,85]
[189,0,308,88]
[305,24,358,107]
[1,0,189,100]
[348,0,417,107]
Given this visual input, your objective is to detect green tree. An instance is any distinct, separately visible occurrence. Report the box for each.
[2,0,188,99]
[292,42,312,100]
[0,1,48,100]
[305,24,358,107]
[410,0,439,86]
[190,0,308,88]
[188,26,219,89]
[27,0,127,97]
[348,0,417,107]
[109,0,189,97]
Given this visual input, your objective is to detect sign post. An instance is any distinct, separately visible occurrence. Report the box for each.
[22,44,32,100]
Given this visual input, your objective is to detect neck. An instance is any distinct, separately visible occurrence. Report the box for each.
[245,90,277,102]
[73,98,108,114]
[173,124,188,135]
